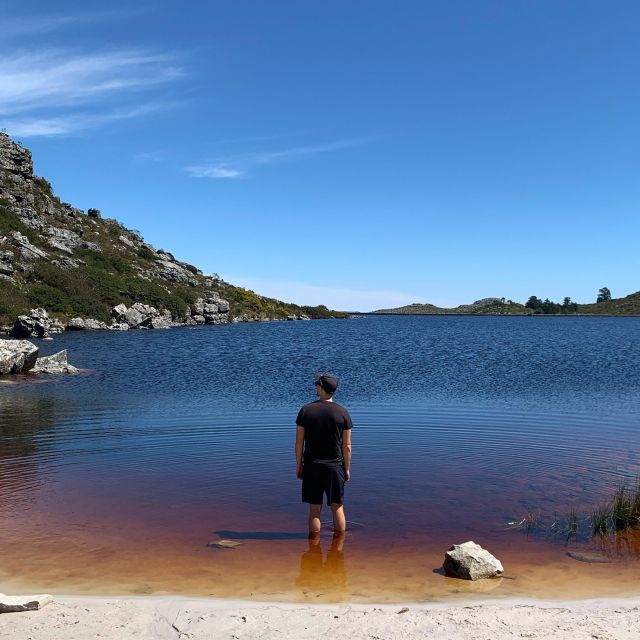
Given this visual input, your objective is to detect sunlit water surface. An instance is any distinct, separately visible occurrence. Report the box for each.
[1,315,640,602]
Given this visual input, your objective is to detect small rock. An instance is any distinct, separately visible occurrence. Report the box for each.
[0,593,53,613]
[397,607,409,614]
[443,541,504,580]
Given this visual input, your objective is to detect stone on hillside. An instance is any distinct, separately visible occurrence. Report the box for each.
[123,307,146,328]
[112,303,128,320]
[217,299,230,313]
[47,238,73,254]
[192,299,205,315]
[0,339,39,374]
[10,231,48,260]
[442,541,503,580]
[0,250,14,275]
[149,313,172,329]
[32,350,78,374]
[45,226,83,254]
[151,259,198,285]
[192,314,206,325]
[0,593,53,613]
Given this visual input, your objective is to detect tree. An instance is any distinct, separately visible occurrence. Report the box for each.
[597,287,612,303]
[525,295,542,310]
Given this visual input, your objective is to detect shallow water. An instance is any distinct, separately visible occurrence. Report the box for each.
[1,316,640,601]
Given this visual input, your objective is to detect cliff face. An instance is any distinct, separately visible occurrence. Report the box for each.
[0,133,343,326]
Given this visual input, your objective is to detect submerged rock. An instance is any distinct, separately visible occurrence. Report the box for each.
[0,593,53,613]
[566,551,613,564]
[0,339,39,374]
[443,541,504,580]
[208,539,242,549]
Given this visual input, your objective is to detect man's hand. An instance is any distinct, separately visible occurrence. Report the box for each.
[297,463,304,480]
[344,469,350,482]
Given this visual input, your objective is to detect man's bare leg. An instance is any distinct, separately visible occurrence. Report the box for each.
[330,502,346,533]
[309,504,322,535]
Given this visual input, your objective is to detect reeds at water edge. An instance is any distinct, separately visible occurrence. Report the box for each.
[510,479,640,542]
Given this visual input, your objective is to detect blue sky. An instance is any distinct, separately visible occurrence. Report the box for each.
[1,1,639,311]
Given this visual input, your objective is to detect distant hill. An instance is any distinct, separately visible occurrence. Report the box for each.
[373,293,640,316]
[0,132,346,326]
[373,298,527,315]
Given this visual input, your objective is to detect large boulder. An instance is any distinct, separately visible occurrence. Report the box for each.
[9,308,51,339]
[67,318,108,331]
[123,307,146,328]
[32,350,78,374]
[442,541,504,580]
[112,303,128,320]
[190,296,231,325]
[0,339,39,374]
[149,309,172,329]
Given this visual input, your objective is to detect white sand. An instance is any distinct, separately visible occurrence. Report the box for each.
[2,595,640,639]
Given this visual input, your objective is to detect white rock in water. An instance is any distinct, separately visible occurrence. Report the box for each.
[32,349,78,374]
[442,541,504,580]
[0,339,39,374]
[0,593,53,613]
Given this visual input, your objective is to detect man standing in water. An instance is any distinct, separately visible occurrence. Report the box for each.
[295,373,353,536]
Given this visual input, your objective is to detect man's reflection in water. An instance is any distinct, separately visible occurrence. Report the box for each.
[295,533,348,601]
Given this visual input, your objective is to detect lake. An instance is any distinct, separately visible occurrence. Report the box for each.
[1,315,640,602]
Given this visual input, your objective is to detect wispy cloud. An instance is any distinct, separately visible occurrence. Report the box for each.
[0,11,131,39]
[0,50,181,115]
[4,103,170,138]
[186,139,366,179]
[0,48,183,137]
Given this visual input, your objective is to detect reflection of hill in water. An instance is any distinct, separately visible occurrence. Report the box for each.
[0,395,59,510]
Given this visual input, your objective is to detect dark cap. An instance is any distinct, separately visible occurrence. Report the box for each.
[314,372,339,394]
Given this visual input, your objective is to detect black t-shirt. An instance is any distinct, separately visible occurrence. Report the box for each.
[296,400,353,464]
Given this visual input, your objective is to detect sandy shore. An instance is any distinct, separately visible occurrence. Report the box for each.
[2,595,640,639]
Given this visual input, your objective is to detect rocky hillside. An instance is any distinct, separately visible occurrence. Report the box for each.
[0,132,346,329]
[374,298,527,315]
[374,293,640,316]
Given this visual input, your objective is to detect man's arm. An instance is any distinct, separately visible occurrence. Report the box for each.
[342,428,352,481]
[295,425,305,479]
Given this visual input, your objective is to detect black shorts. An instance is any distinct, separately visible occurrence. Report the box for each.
[302,462,346,506]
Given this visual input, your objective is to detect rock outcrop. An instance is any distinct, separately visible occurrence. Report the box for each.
[0,131,343,325]
[0,339,39,374]
[442,541,504,580]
